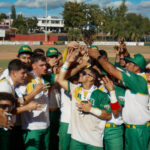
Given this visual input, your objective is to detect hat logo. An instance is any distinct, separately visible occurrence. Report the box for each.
[23,48,31,51]
[50,50,57,53]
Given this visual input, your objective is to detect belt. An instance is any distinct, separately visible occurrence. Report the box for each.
[105,123,121,128]
[125,122,150,129]
[49,108,58,111]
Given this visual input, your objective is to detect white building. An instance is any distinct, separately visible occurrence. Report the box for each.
[0,19,13,30]
[37,16,64,33]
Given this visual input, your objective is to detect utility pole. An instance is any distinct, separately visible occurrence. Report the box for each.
[45,0,47,41]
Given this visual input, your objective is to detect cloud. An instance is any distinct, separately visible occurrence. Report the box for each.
[15,0,65,9]
[67,0,85,3]
[0,2,11,8]
[0,0,150,18]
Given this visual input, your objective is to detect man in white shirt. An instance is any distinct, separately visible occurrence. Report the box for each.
[57,50,112,150]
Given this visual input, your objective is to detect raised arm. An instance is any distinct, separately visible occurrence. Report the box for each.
[66,54,89,78]
[88,48,123,81]
[103,76,122,116]
[57,49,77,91]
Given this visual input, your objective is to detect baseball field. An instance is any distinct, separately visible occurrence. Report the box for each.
[0,45,150,69]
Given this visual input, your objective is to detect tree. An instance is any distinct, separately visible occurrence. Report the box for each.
[62,1,86,29]
[0,13,8,21]
[26,17,38,33]
[12,14,28,34]
[11,5,16,20]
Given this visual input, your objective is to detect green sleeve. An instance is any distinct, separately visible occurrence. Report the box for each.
[114,85,125,106]
[43,73,55,85]
[114,62,125,71]
[90,90,112,113]
[121,71,148,94]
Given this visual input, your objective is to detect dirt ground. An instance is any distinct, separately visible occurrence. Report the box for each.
[0,45,150,60]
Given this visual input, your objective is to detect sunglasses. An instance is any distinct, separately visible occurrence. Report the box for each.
[145,69,150,73]
[120,58,124,60]
[81,71,95,79]
[0,104,12,111]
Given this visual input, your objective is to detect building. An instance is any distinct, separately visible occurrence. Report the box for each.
[37,16,64,33]
[0,19,13,30]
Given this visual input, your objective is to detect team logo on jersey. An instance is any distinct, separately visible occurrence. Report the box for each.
[118,96,125,102]
[104,104,110,110]
[32,84,36,89]
[90,98,95,105]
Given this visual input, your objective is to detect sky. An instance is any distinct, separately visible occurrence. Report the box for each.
[0,0,150,18]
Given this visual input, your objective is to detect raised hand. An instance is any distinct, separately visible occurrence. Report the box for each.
[33,83,50,94]
[67,41,80,50]
[88,47,100,60]
[114,45,120,55]
[47,58,58,67]
[102,76,114,91]
[66,49,78,63]
[0,110,14,130]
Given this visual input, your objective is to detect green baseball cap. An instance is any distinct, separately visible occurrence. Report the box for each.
[125,53,146,70]
[46,47,59,57]
[90,45,99,50]
[18,45,32,55]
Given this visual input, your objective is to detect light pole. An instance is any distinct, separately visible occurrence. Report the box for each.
[45,0,48,41]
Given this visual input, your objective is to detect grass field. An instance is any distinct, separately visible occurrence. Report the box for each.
[0,45,150,69]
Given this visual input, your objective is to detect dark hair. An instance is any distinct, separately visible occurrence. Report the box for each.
[0,92,16,104]
[8,59,28,74]
[88,67,99,79]
[31,54,46,64]
[99,50,108,58]
[33,48,45,55]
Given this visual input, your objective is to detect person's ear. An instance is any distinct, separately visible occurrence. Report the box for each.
[32,64,36,70]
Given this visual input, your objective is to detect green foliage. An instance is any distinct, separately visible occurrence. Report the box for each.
[68,28,82,41]
[63,0,150,41]
[62,2,86,29]
[11,5,16,20]
[0,13,8,21]
[12,14,28,34]
[26,17,38,32]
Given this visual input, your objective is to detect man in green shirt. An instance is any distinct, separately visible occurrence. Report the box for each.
[88,48,150,150]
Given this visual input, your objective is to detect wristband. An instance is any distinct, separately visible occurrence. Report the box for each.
[90,107,102,117]
[97,55,102,61]
[110,101,121,110]
[61,62,70,72]
[110,90,117,103]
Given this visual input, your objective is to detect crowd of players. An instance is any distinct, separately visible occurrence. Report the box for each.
[0,40,150,150]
